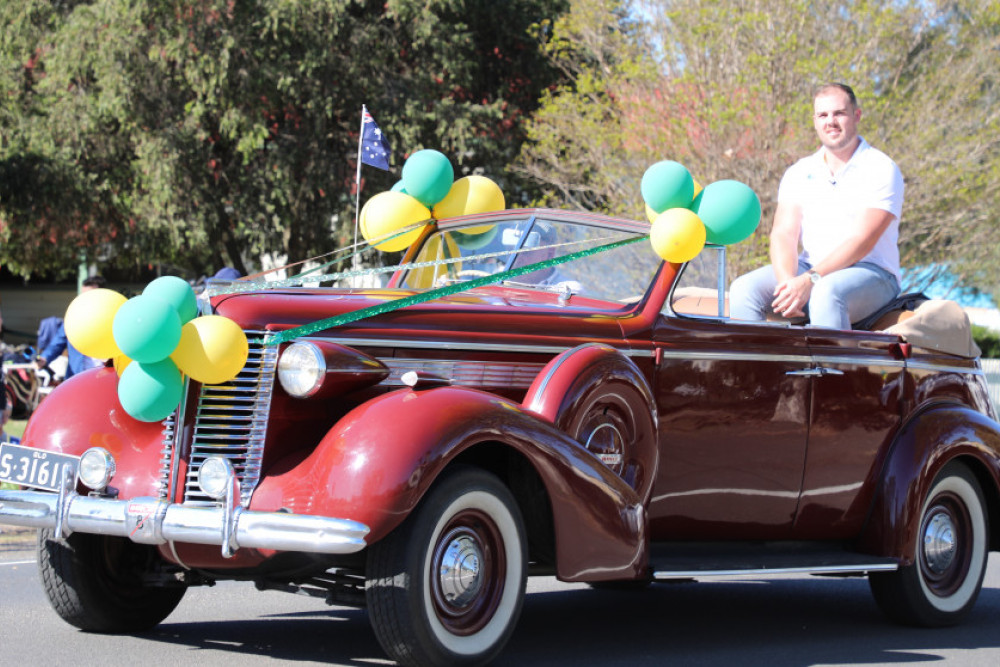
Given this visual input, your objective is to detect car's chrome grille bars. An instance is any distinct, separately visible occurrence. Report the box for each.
[157,416,177,499]
[180,331,277,508]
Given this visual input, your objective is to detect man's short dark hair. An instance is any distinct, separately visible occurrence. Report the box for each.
[815,83,858,108]
[82,275,107,289]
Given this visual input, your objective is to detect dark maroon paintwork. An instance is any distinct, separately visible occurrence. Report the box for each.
[15,209,1000,582]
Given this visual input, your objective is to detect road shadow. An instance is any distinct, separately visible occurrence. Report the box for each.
[501,576,1000,666]
[132,574,1000,666]
[142,605,384,664]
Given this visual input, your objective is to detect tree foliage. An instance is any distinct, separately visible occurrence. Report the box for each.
[0,0,567,279]
[517,0,1000,291]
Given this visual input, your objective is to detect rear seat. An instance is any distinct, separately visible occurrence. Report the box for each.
[671,288,930,331]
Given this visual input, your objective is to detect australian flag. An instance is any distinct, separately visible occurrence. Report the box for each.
[361,107,391,170]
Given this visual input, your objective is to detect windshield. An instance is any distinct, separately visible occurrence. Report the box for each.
[398,215,662,308]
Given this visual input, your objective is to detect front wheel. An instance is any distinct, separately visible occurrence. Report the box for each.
[869,462,989,626]
[366,467,527,666]
[37,529,186,633]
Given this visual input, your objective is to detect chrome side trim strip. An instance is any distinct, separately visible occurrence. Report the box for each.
[656,349,814,365]
[906,360,984,376]
[812,355,906,369]
[302,335,571,356]
[653,563,898,579]
[303,335,977,376]
[380,358,546,389]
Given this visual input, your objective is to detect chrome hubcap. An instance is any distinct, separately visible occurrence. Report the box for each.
[585,422,625,473]
[923,512,957,574]
[438,529,484,608]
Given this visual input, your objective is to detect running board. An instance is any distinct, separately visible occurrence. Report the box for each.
[649,541,899,580]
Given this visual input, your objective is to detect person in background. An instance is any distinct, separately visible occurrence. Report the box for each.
[36,276,109,379]
[0,401,18,445]
[729,83,903,329]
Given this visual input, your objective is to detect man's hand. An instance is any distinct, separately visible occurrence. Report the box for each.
[771,273,812,318]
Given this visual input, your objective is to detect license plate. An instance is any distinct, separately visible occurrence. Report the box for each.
[0,443,79,492]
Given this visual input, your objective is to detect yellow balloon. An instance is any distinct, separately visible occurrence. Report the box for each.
[650,208,706,263]
[360,191,431,252]
[64,288,128,359]
[170,316,249,385]
[645,203,659,224]
[408,232,462,289]
[692,179,704,200]
[113,354,133,376]
[432,175,505,221]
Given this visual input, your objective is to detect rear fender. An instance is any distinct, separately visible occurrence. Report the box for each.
[858,404,1000,563]
[17,367,166,499]
[251,386,647,580]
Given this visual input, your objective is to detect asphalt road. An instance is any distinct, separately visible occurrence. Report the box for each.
[2,535,999,667]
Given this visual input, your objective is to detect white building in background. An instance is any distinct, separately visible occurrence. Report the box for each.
[966,306,1000,332]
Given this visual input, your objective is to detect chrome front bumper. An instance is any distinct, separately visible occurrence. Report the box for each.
[0,487,370,556]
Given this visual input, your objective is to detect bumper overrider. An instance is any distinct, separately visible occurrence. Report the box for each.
[0,485,370,557]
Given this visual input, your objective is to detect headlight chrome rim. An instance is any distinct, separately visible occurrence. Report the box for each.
[277,342,326,398]
[198,456,234,501]
[78,447,116,491]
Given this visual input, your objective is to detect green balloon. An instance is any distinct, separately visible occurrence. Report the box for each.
[694,180,762,245]
[453,225,498,250]
[401,149,454,207]
[112,294,183,363]
[390,179,408,194]
[118,358,183,422]
[143,276,198,324]
[641,161,694,214]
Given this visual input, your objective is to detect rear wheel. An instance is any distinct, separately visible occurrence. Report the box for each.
[869,463,988,626]
[366,467,527,666]
[568,381,655,496]
[37,529,186,633]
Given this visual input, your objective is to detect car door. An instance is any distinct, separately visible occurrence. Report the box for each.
[648,313,813,541]
[791,328,906,539]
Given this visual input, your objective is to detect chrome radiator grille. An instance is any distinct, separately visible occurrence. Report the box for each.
[157,331,277,508]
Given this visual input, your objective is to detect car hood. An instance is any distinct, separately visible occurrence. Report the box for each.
[211,285,629,345]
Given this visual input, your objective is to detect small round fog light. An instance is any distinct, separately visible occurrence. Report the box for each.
[198,457,234,500]
[78,448,116,491]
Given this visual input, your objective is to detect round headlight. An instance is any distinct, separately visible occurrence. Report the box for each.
[78,448,116,491]
[277,342,325,397]
[198,457,234,500]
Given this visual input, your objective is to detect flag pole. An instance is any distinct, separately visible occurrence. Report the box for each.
[353,105,366,270]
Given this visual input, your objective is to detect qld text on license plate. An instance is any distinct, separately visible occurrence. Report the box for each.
[0,443,79,492]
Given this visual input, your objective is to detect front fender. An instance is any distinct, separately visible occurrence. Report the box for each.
[858,403,1000,563]
[251,386,647,580]
[19,367,166,499]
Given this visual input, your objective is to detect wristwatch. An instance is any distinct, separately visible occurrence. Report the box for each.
[807,270,821,284]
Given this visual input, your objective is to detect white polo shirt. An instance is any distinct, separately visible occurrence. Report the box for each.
[777,137,904,281]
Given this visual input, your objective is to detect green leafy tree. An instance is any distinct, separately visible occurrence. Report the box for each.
[518,0,1000,288]
[0,0,567,279]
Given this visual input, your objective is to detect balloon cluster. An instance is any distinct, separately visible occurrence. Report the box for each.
[64,277,249,422]
[360,149,504,251]
[641,161,762,263]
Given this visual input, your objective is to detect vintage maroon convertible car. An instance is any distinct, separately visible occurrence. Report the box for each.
[2,209,999,666]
